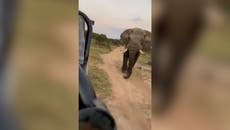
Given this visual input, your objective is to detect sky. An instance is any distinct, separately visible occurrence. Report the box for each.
[79,0,151,39]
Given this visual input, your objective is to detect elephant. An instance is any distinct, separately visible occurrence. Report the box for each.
[152,0,229,114]
[152,0,206,114]
[120,28,151,79]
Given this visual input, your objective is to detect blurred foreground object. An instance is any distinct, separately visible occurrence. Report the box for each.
[153,0,211,114]
[0,0,19,129]
[152,0,230,115]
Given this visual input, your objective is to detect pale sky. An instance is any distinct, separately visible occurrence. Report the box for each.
[79,0,151,39]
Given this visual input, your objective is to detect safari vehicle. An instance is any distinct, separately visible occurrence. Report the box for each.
[79,11,117,130]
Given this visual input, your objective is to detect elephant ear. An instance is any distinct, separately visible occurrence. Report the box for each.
[120,29,133,47]
[142,30,152,49]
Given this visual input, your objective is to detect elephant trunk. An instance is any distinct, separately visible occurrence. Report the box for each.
[128,47,139,65]
[123,47,140,79]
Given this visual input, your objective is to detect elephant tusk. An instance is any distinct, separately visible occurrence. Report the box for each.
[122,48,128,53]
[139,50,144,54]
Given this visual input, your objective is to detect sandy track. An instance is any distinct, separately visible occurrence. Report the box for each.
[152,55,230,130]
[100,47,151,130]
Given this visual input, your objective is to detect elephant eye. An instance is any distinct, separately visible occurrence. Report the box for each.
[127,36,131,41]
[141,37,145,42]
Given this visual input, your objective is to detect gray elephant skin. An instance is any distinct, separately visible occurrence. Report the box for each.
[152,0,229,114]
[120,28,151,79]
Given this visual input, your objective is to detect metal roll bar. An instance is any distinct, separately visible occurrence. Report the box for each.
[79,11,117,130]
[79,11,94,71]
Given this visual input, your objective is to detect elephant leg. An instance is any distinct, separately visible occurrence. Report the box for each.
[121,50,129,73]
[124,51,140,79]
[161,43,192,107]
[153,42,187,114]
[153,39,194,114]
[152,15,170,114]
[153,41,201,115]
[153,16,204,114]
[152,14,168,89]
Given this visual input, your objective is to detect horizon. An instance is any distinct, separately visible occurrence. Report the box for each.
[79,0,151,39]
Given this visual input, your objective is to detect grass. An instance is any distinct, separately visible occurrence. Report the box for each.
[138,48,152,66]
[88,66,112,100]
[87,34,152,99]
[87,34,152,100]
[88,39,113,65]
[87,38,115,100]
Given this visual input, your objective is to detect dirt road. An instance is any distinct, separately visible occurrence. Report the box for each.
[152,55,230,130]
[99,47,151,130]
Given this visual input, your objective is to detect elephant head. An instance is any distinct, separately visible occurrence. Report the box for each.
[120,28,151,79]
